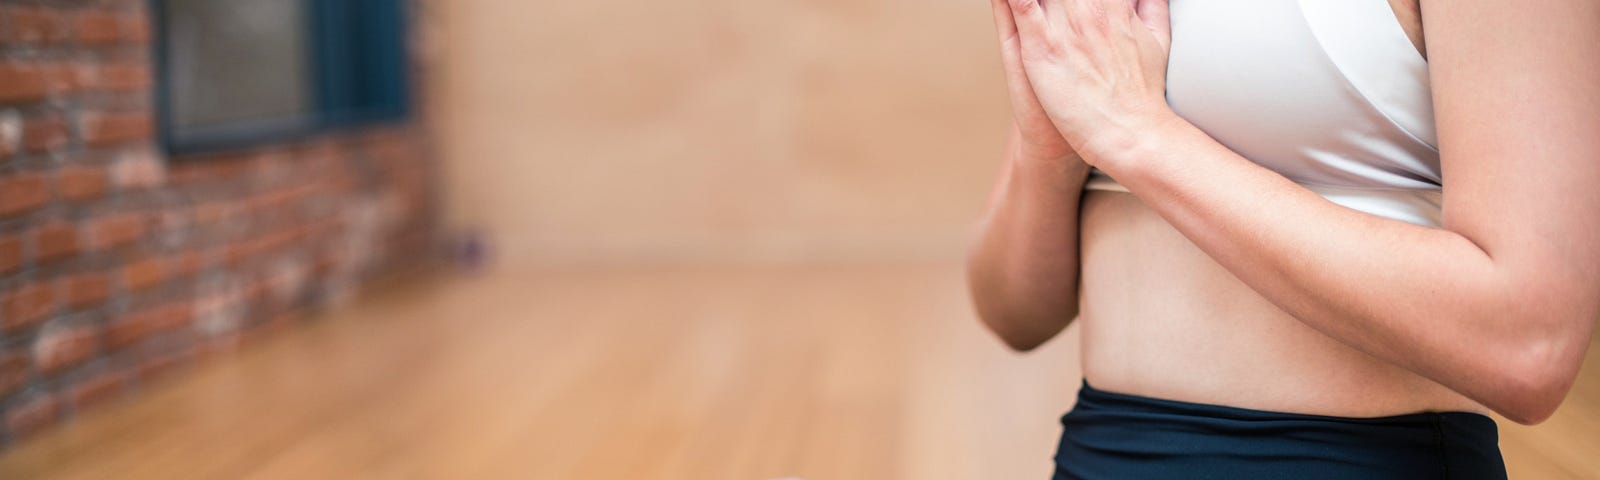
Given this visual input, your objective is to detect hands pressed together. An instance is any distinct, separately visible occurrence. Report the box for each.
[989,0,1176,170]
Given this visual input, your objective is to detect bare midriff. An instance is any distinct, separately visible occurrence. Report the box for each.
[1076,190,1488,417]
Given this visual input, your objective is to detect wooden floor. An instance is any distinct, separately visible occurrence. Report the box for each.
[0,263,1596,479]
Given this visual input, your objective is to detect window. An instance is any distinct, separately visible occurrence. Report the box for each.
[153,0,411,154]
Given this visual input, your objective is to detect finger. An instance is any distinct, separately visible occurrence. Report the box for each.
[990,0,1018,43]
[990,0,1032,88]
[1007,0,1054,53]
[1135,0,1171,51]
[1040,0,1069,30]
[1060,0,1105,35]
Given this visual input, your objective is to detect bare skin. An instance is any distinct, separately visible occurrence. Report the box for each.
[1080,0,1477,419]
[1388,0,1427,59]
[969,0,1600,424]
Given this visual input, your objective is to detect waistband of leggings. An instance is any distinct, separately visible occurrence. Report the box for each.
[1076,379,1496,428]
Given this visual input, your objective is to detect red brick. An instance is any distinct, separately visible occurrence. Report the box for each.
[224,242,252,266]
[90,213,146,250]
[66,370,125,409]
[148,305,193,332]
[245,278,270,303]
[21,114,68,152]
[4,6,70,44]
[107,303,191,350]
[33,324,100,373]
[155,208,189,236]
[169,250,203,278]
[165,163,209,185]
[0,350,27,397]
[1,283,55,332]
[43,62,92,94]
[193,203,232,225]
[58,165,109,201]
[33,221,78,263]
[94,63,149,92]
[254,230,293,255]
[212,159,253,179]
[0,62,49,103]
[123,257,165,291]
[80,111,152,147]
[120,14,149,43]
[73,10,121,45]
[314,250,339,276]
[0,172,50,217]
[0,234,20,274]
[103,317,144,351]
[5,394,59,440]
[59,272,109,309]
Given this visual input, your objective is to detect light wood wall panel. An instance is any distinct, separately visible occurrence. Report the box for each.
[431,0,1010,265]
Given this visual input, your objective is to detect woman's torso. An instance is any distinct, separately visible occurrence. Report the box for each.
[1077,0,1489,417]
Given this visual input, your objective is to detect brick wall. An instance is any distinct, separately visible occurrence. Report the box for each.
[0,0,436,446]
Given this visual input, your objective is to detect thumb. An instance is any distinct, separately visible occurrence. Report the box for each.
[1135,0,1171,52]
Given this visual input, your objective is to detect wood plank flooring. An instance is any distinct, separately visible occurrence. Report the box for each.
[0,263,1595,479]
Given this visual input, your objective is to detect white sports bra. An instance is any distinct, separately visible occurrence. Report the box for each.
[1085,0,1443,226]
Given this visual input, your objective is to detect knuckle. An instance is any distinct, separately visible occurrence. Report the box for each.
[1020,48,1052,64]
[1080,1,1113,30]
[1091,9,1112,29]
[1008,0,1039,15]
[1042,40,1068,58]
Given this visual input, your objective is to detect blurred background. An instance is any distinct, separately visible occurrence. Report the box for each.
[438,0,1001,264]
[0,0,1594,478]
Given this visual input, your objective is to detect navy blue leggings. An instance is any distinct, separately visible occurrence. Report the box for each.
[1053,381,1506,479]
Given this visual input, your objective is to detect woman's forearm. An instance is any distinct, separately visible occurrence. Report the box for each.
[967,126,1092,351]
[1096,113,1594,424]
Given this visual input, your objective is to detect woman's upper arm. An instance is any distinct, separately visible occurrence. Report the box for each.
[1425,0,1600,319]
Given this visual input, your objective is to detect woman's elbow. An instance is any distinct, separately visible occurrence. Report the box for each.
[979,311,1059,352]
[1490,369,1570,426]
[967,282,1076,352]
[1471,282,1598,425]
[964,247,1078,352]
[1487,334,1586,425]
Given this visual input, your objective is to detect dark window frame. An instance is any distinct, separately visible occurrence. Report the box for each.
[150,0,413,156]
